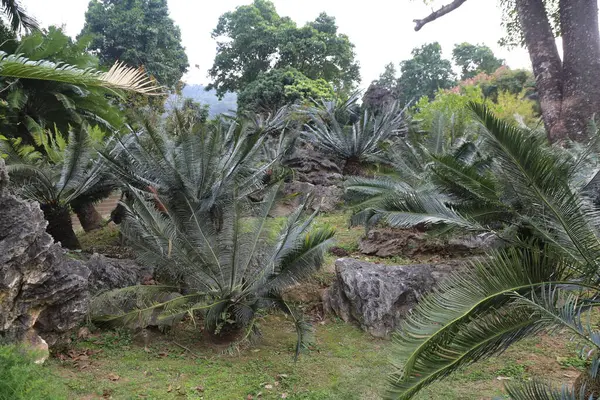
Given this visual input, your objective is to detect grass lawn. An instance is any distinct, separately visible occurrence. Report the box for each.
[47,317,582,399]
[41,213,585,399]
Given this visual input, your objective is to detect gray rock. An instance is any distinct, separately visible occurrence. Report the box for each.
[323,258,459,338]
[359,228,493,258]
[278,181,343,214]
[0,159,90,350]
[87,254,154,294]
[284,142,343,187]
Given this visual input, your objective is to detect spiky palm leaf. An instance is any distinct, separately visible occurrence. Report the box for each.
[99,108,292,218]
[1,0,37,32]
[0,52,161,95]
[386,104,600,399]
[89,185,335,356]
[303,95,407,174]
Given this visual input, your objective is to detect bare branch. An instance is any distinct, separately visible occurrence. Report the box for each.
[413,0,468,31]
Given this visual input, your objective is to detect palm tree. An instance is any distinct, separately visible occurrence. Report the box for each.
[89,184,334,356]
[303,95,407,176]
[0,124,115,249]
[1,0,37,32]
[385,103,600,399]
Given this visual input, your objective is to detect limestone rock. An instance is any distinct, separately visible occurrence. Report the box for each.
[359,228,493,258]
[87,254,154,294]
[323,258,459,338]
[279,181,343,214]
[0,159,90,349]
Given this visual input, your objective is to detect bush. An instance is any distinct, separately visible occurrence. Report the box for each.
[0,345,64,400]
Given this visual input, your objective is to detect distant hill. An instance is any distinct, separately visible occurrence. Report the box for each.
[168,84,237,117]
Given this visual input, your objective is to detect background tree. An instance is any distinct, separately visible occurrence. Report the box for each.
[396,42,455,105]
[80,0,188,89]
[237,67,335,112]
[207,0,359,98]
[452,42,504,80]
[413,0,600,143]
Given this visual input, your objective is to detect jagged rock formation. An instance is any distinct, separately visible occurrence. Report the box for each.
[323,258,459,338]
[87,254,154,294]
[0,159,90,352]
[280,142,344,213]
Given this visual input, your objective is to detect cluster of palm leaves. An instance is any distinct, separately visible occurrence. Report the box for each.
[383,103,600,399]
[89,111,335,355]
[1,122,115,249]
[302,95,408,175]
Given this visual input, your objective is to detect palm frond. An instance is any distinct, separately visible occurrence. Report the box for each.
[0,52,162,95]
[387,248,572,399]
[1,0,38,32]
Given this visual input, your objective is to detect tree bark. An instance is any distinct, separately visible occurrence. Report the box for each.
[415,0,600,143]
[515,0,565,141]
[41,204,81,250]
[558,0,600,141]
[72,201,104,232]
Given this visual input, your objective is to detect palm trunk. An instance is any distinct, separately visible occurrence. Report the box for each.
[72,201,103,232]
[41,204,80,250]
[342,156,364,176]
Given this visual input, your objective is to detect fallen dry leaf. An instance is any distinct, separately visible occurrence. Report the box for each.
[107,373,120,381]
[281,394,288,399]
[195,386,205,392]
[246,395,253,400]
[167,384,172,392]
[264,384,273,390]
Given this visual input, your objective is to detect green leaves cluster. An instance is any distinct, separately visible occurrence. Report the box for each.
[80,0,189,89]
[238,67,335,112]
[208,0,359,98]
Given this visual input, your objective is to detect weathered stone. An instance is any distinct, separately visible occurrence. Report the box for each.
[323,258,459,338]
[0,159,90,351]
[359,228,494,258]
[87,254,154,294]
[284,142,343,187]
[278,181,343,214]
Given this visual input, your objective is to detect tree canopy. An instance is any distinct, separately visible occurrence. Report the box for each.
[207,0,360,98]
[79,0,188,89]
[397,42,455,104]
[237,67,335,112]
[452,42,504,80]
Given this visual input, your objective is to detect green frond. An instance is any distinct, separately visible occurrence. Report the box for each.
[387,248,571,399]
[1,0,38,32]
[0,52,162,95]
[505,380,578,400]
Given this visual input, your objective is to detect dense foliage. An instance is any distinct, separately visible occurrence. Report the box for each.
[207,0,359,97]
[80,0,189,89]
[237,67,335,113]
[452,42,504,80]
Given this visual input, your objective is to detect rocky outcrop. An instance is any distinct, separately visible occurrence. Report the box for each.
[280,142,345,213]
[359,228,495,258]
[87,254,154,294]
[323,258,460,338]
[0,159,90,350]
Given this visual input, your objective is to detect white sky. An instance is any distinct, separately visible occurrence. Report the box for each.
[21,0,534,87]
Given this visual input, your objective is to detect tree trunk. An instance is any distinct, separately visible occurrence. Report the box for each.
[342,157,364,176]
[41,204,81,250]
[516,0,600,142]
[558,0,600,141]
[72,201,104,232]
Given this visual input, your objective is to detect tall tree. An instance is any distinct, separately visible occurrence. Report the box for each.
[79,0,188,89]
[452,42,504,80]
[207,0,360,98]
[413,0,600,143]
[396,42,455,104]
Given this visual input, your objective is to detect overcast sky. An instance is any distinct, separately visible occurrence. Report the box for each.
[21,0,533,87]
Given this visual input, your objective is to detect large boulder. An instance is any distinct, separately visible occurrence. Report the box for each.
[284,142,343,187]
[0,159,90,350]
[87,254,154,294]
[323,258,459,338]
[278,181,343,214]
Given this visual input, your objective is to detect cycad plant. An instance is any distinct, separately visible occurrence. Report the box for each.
[100,107,293,228]
[90,184,335,356]
[1,123,114,249]
[385,103,600,399]
[303,95,407,176]
[345,112,486,230]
